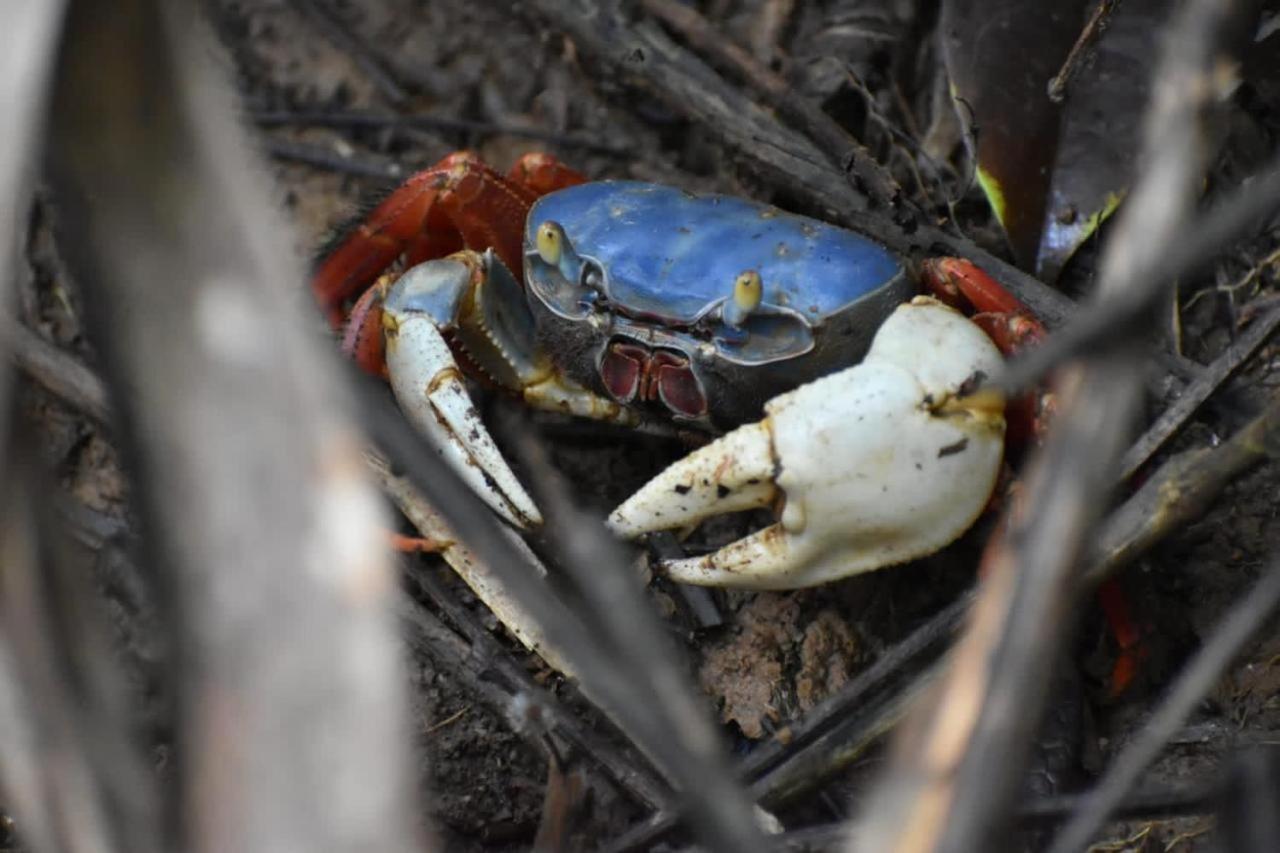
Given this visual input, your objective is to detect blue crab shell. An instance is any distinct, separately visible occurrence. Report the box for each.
[526,181,902,326]
[521,181,914,428]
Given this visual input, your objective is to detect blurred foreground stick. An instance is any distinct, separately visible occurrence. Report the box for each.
[46,2,427,851]
[0,0,67,469]
[854,1,1262,851]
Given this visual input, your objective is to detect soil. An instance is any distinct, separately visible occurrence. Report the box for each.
[15,0,1280,850]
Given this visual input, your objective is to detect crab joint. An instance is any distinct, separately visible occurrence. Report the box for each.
[723,269,763,327]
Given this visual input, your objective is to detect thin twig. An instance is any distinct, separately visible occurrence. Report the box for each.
[8,321,111,425]
[264,138,405,179]
[606,595,971,852]
[1048,0,1124,102]
[770,778,1220,851]
[286,0,409,105]
[406,568,671,812]
[1048,558,1280,853]
[640,0,915,224]
[500,404,772,849]
[1087,388,1280,587]
[0,437,162,853]
[251,109,632,156]
[1119,306,1280,481]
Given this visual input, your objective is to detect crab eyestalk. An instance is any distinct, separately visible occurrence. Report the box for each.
[722,269,763,328]
[535,220,586,286]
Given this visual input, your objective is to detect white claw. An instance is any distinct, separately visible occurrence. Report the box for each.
[384,310,543,529]
[609,297,1006,589]
[606,421,778,536]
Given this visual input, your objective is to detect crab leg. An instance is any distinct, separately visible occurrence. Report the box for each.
[377,248,641,530]
[313,151,585,327]
[608,298,1007,589]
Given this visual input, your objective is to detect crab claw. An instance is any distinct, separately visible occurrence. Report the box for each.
[607,297,1006,589]
[382,288,542,530]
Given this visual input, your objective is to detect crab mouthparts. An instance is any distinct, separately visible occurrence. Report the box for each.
[600,339,708,420]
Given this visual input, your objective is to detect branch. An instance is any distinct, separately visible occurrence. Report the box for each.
[854,2,1254,849]
[46,2,427,849]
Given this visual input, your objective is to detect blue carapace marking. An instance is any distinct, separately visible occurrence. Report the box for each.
[526,181,903,325]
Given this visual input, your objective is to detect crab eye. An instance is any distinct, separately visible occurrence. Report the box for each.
[722,270,763,330]
[536,220,564,265]
[733,270,763,313]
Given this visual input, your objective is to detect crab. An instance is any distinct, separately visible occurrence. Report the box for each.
[312,151,1046,590]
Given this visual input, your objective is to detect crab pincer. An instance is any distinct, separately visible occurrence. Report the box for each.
[608,297,1007,589]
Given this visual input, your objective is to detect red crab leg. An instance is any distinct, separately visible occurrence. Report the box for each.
[507,151,589,196]
[920,257,1052,444]
[313,151,587,328]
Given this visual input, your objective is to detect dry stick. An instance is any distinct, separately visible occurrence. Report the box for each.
[772,779,1220,852]
[0,0,66,481]
[638,0,913,225]
[1118,306,1280,481]
[0,445,163,853]
[264,138,406,180]
[373,459,671,811]
[502,404,778,846]
[1047,0,1124,102]
[853,2,1240,850]
[251,109,632,156]
[286,0,409,105]
[7,322,111,425]
[405,569,671,812]
[1048,558,1280,853]
[47,3,427,851]
[1087,388,1280,587]
[356,380,766,852]
[517,0,1076,328]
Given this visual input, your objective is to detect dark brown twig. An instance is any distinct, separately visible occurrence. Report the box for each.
[499,404,770,849]
[264,138,406,179]
[0,435,163,853]
[406,566,671,811]
[251,109,632,156]
[606,595,971,852]
[638,0,913,224]
[286,0,409,105]
[1047,0,1124,102]
[8,322,111,425]
[1118,306,1280,481]
[1088,388,1280,587]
